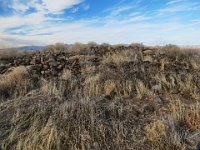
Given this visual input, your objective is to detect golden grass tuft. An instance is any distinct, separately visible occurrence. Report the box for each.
[145,119,167,142]
[104,80,116,95]
[60,68,72,80]
[102,51,132,65]
[0,66,33,99]
[40,80,66,97]
[169,100,200,131]
[135,81,153,99]
[83,74,101,97]
[185,108,200,131]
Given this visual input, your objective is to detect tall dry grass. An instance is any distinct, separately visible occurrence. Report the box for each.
[0,44,200,150]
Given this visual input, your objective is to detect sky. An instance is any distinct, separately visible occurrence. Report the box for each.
[0,0,200,48]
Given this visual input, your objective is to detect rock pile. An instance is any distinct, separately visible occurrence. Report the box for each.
[1,45,192,79]
[0,46,110,78]
[0,45,135,78]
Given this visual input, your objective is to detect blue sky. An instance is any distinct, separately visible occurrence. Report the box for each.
[0,0,200,48]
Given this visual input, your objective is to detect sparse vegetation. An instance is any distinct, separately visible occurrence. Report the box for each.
[0,44,200,150]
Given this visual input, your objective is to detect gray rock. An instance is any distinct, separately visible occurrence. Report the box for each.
[152,84,162,91]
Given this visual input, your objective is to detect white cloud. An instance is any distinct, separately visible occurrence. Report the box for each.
[166,0,187,5]
[11,0,83,14]
[107,6,133,16]
[0,10,63,29]
[128,12,141,17]
[1,16,200,48]
[41,0,83,13]
[71,7,79,13]
[12,0,40,12]
[0,34,45,48]
[158,2,200,14]
[122,15,151,24]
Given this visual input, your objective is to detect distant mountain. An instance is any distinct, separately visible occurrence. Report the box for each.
[14,46,45,51]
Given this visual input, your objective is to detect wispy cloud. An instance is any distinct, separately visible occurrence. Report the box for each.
[166,0,187,5]
[41,0,83,14]
[82,3,90,11]
[109,6,133,16]
[11,0,84,14]
[158,2,200,14]
[71,7,79,13]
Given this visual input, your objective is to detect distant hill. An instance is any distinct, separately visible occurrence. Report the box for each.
[0,46,45,51]
[14,46,45,51]
[0,44,73,51]
[13,44,74,51]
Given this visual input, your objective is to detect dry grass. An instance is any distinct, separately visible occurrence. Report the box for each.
[135,81,153,99]
[145,119,167,142]
[60,68,72,80]
[0,49,32,59]
[83,74,101,97]
[0,44,200,150]
[102,51,133,65]
[0,66,34,100]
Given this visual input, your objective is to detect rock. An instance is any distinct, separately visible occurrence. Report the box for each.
[155,96,162,103]
[151,84,162,91]
[41,71,45,74]
[143,105,155,114]
[43,65,49,70]
[143,55,153,62]
[142,49,154,55]
[44,70,50,75]
[57,64,63,70]
[30,60,36,65]
[0,66,8,74]
[48,57,56,62]
[49,61,59,67]
[68,55,81,61]
[51,69,58,76]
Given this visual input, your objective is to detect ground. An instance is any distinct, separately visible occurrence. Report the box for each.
[0,43,200,150]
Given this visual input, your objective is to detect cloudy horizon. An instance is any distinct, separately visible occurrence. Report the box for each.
[0,0,200,48]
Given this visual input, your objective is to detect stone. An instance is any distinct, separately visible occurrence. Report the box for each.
[30,60,36,65]
[45,70,50,75]
[43,65,49,70]
[143,55,153,62]
[48,57,56,62]
[0,66,8,74]
[49,61,59,67]
[142,49,154,55]
[57,64,63,70]
[143,105,155,113]
[155,96,162,103]
[151,84,162,91]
